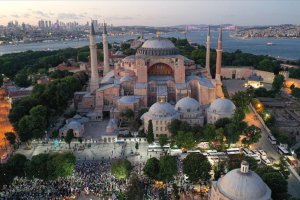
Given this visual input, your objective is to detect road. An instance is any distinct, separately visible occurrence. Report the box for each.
[245,109,300,198]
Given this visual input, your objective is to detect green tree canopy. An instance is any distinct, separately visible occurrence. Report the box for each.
[202,124,217,141]
[125,174,145,200]
[215,118,231,129]
[4,132,16,145]
[47,152,76,180]
[183,153,211,182]
[158,135,168,148]
[242,125,262,146]
[143,157,160,180]
[147,120,154,144]
[272,74,285,93]
[174,131,197,150]
[25,153,49,180]
[65,129,74,149]
[111,159,132,179]
[255,166,288,200]
[159,155,177,182]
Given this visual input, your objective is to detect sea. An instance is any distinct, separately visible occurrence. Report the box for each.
[0,31,300,60]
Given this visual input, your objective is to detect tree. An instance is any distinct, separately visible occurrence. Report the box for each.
[274,156,290,179]
[125,174,145,200]
[135,142,139,153]
[159,155,177,181]
[147,120,154,144]
[143,157,160,180]
[6,154,28,178]
[256,166,288,200]
[231,90,253,112]
[224,123,240,144]
[4,132,16,145]
[111,159,132,179]
[215,118,231,129]
[25,153,49,180]
[242,125,262,146]
[47,152,76,180]
[120,108,134,121]
[183,153,211,182]
[202,124,216,141]
[14,69,31,87]
[65,129,74,149]
[272,74,285,93]
[158,135,168,148]
[175,131,197,150]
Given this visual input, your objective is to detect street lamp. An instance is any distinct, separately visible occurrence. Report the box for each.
[257,103,261,108]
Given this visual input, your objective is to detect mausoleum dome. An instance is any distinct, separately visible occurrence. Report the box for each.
[175,97,200,112]
[208,98,236,115]
[149,102,176,117]
[217,161,271,200]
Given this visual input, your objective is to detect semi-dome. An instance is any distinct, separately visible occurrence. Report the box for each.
[136,38,179,56]
[175,97,200,112]
[120,76,133,83]
[217,162,271,200]
[149,102,176,117]
[118,96,139,104]
[208,98,236,115]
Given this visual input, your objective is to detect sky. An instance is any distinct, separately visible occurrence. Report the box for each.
[0,0,299,26]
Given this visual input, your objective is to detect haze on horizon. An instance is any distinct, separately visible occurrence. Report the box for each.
[0,0,299,26]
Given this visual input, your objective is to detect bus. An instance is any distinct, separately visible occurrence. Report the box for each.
[268,135,277,145]
[226,148,241,155]
[277,145,289,155]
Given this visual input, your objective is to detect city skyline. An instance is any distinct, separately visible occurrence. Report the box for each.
[0,0,300,26]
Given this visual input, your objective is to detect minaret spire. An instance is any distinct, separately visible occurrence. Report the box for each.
[215,25,224,97]
[89,20,99,93]
[205,25,211,79]
[103,22,110,76]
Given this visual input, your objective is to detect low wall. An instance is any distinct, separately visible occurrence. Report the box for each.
[249,104,272,135]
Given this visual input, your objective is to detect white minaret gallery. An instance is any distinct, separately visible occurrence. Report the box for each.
[206,25,211,79]
[89,21,99,93]
[102,23,110,76]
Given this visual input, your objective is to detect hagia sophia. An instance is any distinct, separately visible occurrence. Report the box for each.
[75,23,236,138]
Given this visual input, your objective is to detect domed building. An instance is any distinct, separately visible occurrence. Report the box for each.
[207,98,236,124]
[142,100,179,138]
[76,24,226,137]
[209,161,272,200]
[175,96,204,126]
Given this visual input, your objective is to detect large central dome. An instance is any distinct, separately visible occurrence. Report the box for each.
[136,38,179,56]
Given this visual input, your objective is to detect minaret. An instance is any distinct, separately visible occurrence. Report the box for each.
[215,26,224,97]
[205,25,211,79]
[102,23,110,76]
[89,22,99,93]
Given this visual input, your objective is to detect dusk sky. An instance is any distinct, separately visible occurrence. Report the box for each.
[0,0,299,26]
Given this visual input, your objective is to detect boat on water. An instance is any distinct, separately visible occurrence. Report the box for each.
[266,42,274,46]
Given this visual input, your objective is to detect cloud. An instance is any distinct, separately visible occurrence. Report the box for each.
[57,12,86,20]
[33,10,49,18]
[22,13,31,18]
[11,14,19,18]
[106,16,133,21]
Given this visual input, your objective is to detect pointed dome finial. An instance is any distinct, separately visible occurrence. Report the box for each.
[103,22,107,34]
[90,20,95,35]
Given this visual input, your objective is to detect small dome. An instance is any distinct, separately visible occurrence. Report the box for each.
[208,98,236,115]
[175,97,200,112]
[217,167,271,200]
[149,102,176,117]
[68,121,82,129]
[141,38,176,49]
[118,96,139,104]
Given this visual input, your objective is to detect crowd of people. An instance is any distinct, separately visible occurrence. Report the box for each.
[0,160,128,199]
